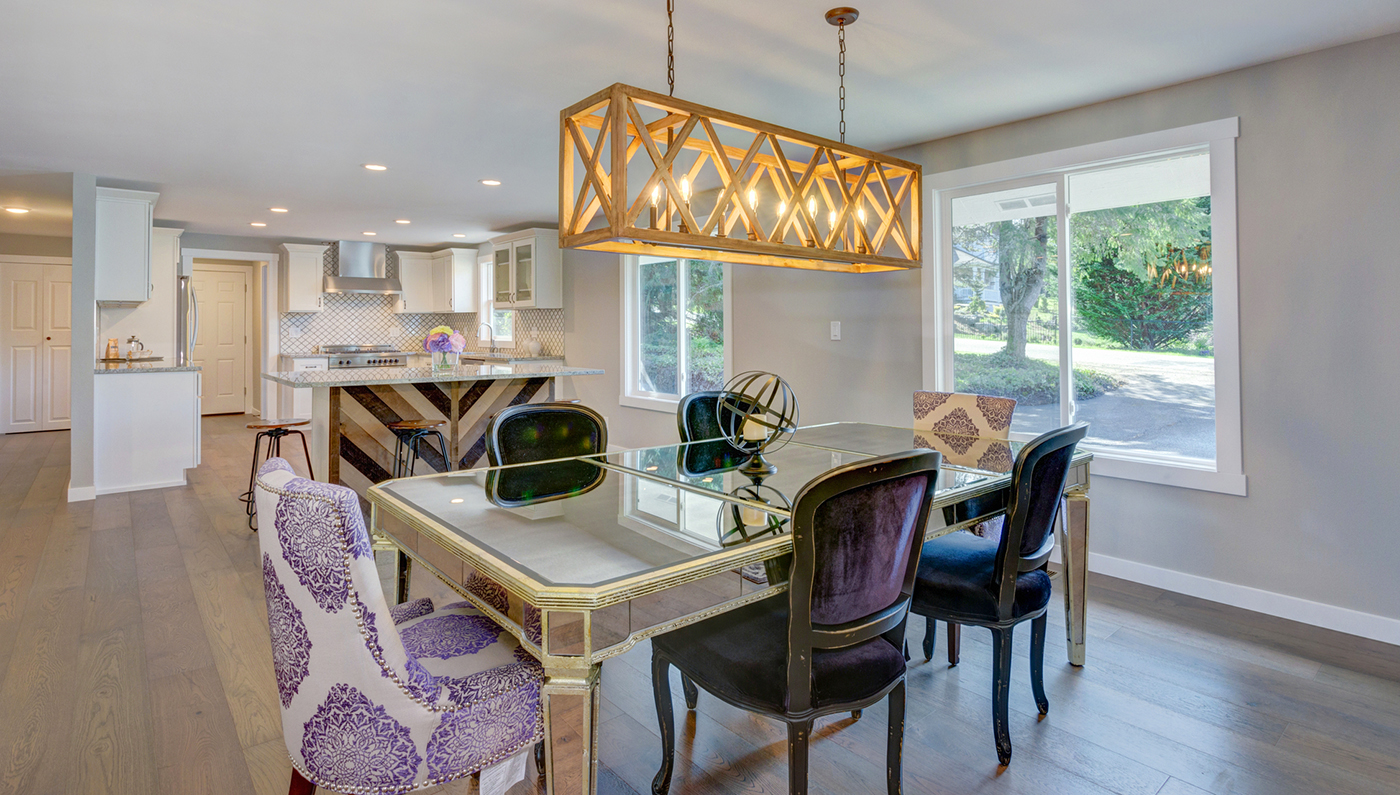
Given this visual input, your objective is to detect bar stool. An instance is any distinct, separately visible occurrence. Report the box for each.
[387,418,449,478]
[239,419,313,530]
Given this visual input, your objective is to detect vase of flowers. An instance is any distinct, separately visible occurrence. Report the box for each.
[424,326,467,371]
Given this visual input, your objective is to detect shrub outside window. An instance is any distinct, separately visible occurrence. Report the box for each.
[622,256,731,410]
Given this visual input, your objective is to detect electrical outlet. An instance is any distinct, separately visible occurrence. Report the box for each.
[830,321,841,341]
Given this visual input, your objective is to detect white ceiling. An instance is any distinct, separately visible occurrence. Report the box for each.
[2,0,1398,247]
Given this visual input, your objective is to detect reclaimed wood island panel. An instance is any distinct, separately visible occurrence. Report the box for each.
[262,363,605,497]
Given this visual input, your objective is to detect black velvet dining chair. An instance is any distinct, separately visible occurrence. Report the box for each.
[483,402,608,507]
[650,449,943,795]
[909,422,1087,766]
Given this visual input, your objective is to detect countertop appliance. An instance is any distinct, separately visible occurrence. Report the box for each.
[323,344,407,369]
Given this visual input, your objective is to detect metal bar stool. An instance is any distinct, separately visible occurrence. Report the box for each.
[387,418,449,478]
[239,419,314,531]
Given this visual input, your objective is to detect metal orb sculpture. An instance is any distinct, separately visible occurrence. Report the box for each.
[718,371,800,476]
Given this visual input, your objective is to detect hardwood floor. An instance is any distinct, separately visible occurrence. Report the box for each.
[1,414,1398,795]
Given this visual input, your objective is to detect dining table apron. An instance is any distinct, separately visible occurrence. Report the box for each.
[365,423,1092,795]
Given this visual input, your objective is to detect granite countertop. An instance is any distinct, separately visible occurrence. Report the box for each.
[262,363,603,388]
[95,363,202,374]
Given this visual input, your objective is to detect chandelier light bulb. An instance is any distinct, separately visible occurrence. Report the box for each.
[680,178,690,201]
[857,207,866,224]
[807,197,816,217]
[651,185,661,206]
[778,200,786,218]
[747,189,758,209]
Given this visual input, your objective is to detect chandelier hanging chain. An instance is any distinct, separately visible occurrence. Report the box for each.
[838,20,846,143]
[667,0,675,97]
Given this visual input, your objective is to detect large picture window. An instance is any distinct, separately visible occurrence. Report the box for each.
[930,120,1242,494]
[622,256,731,410]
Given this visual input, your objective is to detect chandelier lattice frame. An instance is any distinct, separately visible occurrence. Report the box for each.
[559,83,922,273]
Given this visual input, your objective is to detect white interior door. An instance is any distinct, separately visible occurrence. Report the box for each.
[192,267,248,415]
[1,262,71,433]
[42,265,71,428]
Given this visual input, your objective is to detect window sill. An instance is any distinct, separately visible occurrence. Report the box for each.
[1089,451,1246,496]
[620,393,680,414]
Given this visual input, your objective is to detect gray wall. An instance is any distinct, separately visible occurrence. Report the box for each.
[68,174,97,496]
[0,233,71,258]
[561,32,1400,630]
[889,32,1400,624]
[561,249,925,451]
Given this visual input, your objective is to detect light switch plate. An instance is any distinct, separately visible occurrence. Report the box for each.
[830,321,841,340]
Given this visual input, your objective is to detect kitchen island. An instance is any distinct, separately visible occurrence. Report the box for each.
[262,363,604,497]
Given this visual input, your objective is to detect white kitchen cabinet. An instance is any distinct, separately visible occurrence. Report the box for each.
[432,248,478,313]
[489,228,560,309]
[279,243,328,313]
[395,248,477,314]
[94,370,200,494]
[394,251,435,314]
[95,187,159,306]
[287,357,326,419]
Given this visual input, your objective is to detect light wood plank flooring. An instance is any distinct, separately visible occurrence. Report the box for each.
[1,415,1398,795]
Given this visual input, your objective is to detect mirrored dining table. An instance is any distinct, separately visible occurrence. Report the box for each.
[366,421,1092,795]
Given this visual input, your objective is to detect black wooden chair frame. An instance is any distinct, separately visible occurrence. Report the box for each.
[911,422,1088,766]
[651,449,943,795]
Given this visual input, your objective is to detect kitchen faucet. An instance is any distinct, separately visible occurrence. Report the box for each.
[478,322,497,357]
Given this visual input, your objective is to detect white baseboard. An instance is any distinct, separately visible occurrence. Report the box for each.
[1086,551,1400,648]
[95,477,188,497]
[67,482,97,502]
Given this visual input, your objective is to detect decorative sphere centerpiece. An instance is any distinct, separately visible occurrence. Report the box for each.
[717,371,800,476]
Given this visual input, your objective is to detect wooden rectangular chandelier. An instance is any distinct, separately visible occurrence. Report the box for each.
[559,83,922,273]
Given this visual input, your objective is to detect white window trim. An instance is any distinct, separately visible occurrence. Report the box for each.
[476,255,515,348]
[923,118,1245,496]
[620,255,734,413]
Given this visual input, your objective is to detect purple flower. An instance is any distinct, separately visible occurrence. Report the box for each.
[425,332,453,353]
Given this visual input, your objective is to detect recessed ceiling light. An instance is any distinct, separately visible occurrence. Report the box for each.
[250,222,267,227]
[363,164,388,171]
[479,179,501,186]
[4,207,30,214]
[270,207,289,213]
[363,231,377,236]
[450,498,464,504]
[453,234,467,238]
[396,219,411,224]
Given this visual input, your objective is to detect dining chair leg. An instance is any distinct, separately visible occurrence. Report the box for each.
[886,680,906,795]
[990,626,1015,766]
[948,622,961,666]
[394,550,412,605]
[787,718,813,795]
[921,616,936,661]
[680,673,698,710]
[287,767,316,795]
[1030,613,1049,716]
[651,652,676,795]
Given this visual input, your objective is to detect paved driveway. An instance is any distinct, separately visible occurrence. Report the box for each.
[955,338,1216,460]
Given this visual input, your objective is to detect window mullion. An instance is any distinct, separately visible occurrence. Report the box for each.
[676,259,688,396]
[1057,174,1074,426]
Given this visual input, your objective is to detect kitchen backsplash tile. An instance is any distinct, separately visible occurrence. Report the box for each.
[279,292,564,356]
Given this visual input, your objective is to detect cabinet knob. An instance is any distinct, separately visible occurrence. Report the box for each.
[46,336,51,341]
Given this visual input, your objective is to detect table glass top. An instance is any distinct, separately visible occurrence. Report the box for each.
[369,422,1063,592]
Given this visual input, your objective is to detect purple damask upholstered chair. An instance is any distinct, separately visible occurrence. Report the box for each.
[253,457,543,795]
[911,390,1018,665]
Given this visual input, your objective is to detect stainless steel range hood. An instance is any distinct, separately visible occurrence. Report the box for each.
[324,241,403,294]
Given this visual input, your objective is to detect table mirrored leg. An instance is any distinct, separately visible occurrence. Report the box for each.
[394,549,412,605]
[542,662,601,795]
[1061,492,1090,666]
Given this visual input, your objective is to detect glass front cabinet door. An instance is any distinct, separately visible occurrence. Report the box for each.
[512,240,534,307]
[494,248,513,305]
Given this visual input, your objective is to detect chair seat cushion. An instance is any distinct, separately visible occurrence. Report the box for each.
[912,532,1052,622]
[650,595,905,713]
[395,603,543,711]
